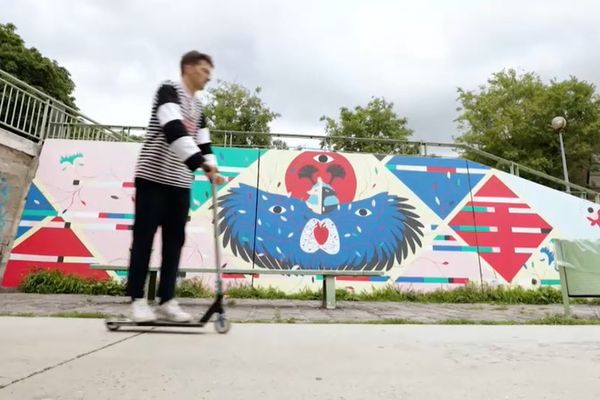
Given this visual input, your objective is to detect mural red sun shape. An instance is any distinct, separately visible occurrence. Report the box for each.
[285,152,357,203]
[449,175,553,283]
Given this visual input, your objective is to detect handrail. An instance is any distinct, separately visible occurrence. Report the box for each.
[47,124,599,202]
[0,68,132,142]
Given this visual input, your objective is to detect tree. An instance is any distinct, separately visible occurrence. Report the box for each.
[271,139,289,149]
[0,23,77,108]
[455,69,600,189]
[203,81,280,147]
[320,97,415,155]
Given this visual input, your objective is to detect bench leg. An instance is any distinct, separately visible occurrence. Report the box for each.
[558,265,571,317]
[147,271,158,302]
[322,276,336,309]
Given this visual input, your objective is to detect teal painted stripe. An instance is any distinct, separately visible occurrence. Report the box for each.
[463,206,491,213]
[433,245,479,252]
[541,279,561,286]
[433,245,497,253]
[22,210,58,217]
[423,277,449,284]
[451,225,494,232]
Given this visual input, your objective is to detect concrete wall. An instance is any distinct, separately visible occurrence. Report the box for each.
[0,128,40,282]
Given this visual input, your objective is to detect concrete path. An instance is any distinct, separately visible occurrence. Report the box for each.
[1,317,600,399]
[2,293,600,323]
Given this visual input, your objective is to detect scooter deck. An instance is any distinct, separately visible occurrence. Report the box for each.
[106,318,208,328]
[105,314,231,333]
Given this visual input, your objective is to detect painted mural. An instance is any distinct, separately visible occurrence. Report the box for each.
[2,138,600,292]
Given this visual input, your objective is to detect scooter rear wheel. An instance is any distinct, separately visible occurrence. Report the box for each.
[106,321,120,331]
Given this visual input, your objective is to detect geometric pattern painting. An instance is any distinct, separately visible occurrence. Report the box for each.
[385,156,489,220]
[449,175,553,283]
[2,214,105,287]
[2,139,599,292]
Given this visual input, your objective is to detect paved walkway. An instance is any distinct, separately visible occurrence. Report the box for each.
[2,293,600,323]
[2,318,600,399]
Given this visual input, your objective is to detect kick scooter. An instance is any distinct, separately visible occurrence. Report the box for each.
[105,179,231,334]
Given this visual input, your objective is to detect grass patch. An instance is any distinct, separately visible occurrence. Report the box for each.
[0,312,36,317]
[50,311,110,319]
[15,270,600,305]
[19,269,125,296]
[175,278,212,298]
[339,315,600,325]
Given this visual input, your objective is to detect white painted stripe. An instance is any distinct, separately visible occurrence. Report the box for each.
[170,135,199,161]
[508,207,535,214]
[64,212,101,218]
[9,254,98,263]
[514,247,537,254]
[512,227,542,233]
[83,224,120,231]
[157,102,182,126]
[18,221,128,231]
[71,181,134,189]
[455,168,489,174]
[217,166,245,173]
[196,127,211,144]
[393,165,427,172]
[432,240,460,246]
[19,220,41,227]
[9,254,56,262]
[472,196,522,204]
[490,247,502,253]
[63,257,98,263]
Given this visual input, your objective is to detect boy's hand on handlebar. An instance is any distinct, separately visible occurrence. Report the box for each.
[203,164,225,185]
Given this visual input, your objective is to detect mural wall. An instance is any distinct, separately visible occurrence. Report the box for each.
[2,139,600,292]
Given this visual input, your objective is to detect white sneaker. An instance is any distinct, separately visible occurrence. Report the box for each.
[156,299,192,322]
[131,298,156,322]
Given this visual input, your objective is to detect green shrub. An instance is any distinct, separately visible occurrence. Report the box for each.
[19,268,125,296]
[17,269,599,305]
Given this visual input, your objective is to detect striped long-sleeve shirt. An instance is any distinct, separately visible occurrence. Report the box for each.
[134,80,216,188]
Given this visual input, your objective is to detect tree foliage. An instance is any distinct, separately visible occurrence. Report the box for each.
[455,69,600,189]
[203,81,280,147]
[320,97,415,155]
[0,23,77,108]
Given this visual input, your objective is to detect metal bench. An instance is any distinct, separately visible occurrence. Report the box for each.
[90,264,384,309]
[554,239,600,316]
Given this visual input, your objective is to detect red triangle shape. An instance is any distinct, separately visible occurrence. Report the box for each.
[475,175,518,198]
[12,225,92,257]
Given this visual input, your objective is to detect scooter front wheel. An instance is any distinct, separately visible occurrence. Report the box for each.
[214,316,231,334]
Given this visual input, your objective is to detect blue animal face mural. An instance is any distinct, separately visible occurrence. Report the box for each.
[216,152,425,271]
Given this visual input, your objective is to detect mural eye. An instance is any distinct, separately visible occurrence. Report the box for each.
[313,154,334,164]
[269,205,287,214]
[355,208,372,217]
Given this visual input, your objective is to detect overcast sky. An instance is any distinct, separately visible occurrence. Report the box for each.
[3,0,600,146]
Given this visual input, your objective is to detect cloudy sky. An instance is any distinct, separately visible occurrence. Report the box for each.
[3,0,600,147]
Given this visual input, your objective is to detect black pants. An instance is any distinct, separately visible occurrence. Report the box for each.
[126,178,190,303]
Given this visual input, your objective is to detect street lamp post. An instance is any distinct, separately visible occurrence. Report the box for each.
[552,116,570,193]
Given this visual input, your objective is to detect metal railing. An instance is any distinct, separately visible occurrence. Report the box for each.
[0,69,132,142]
[50,124,600,203]
[1,65,596,203]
